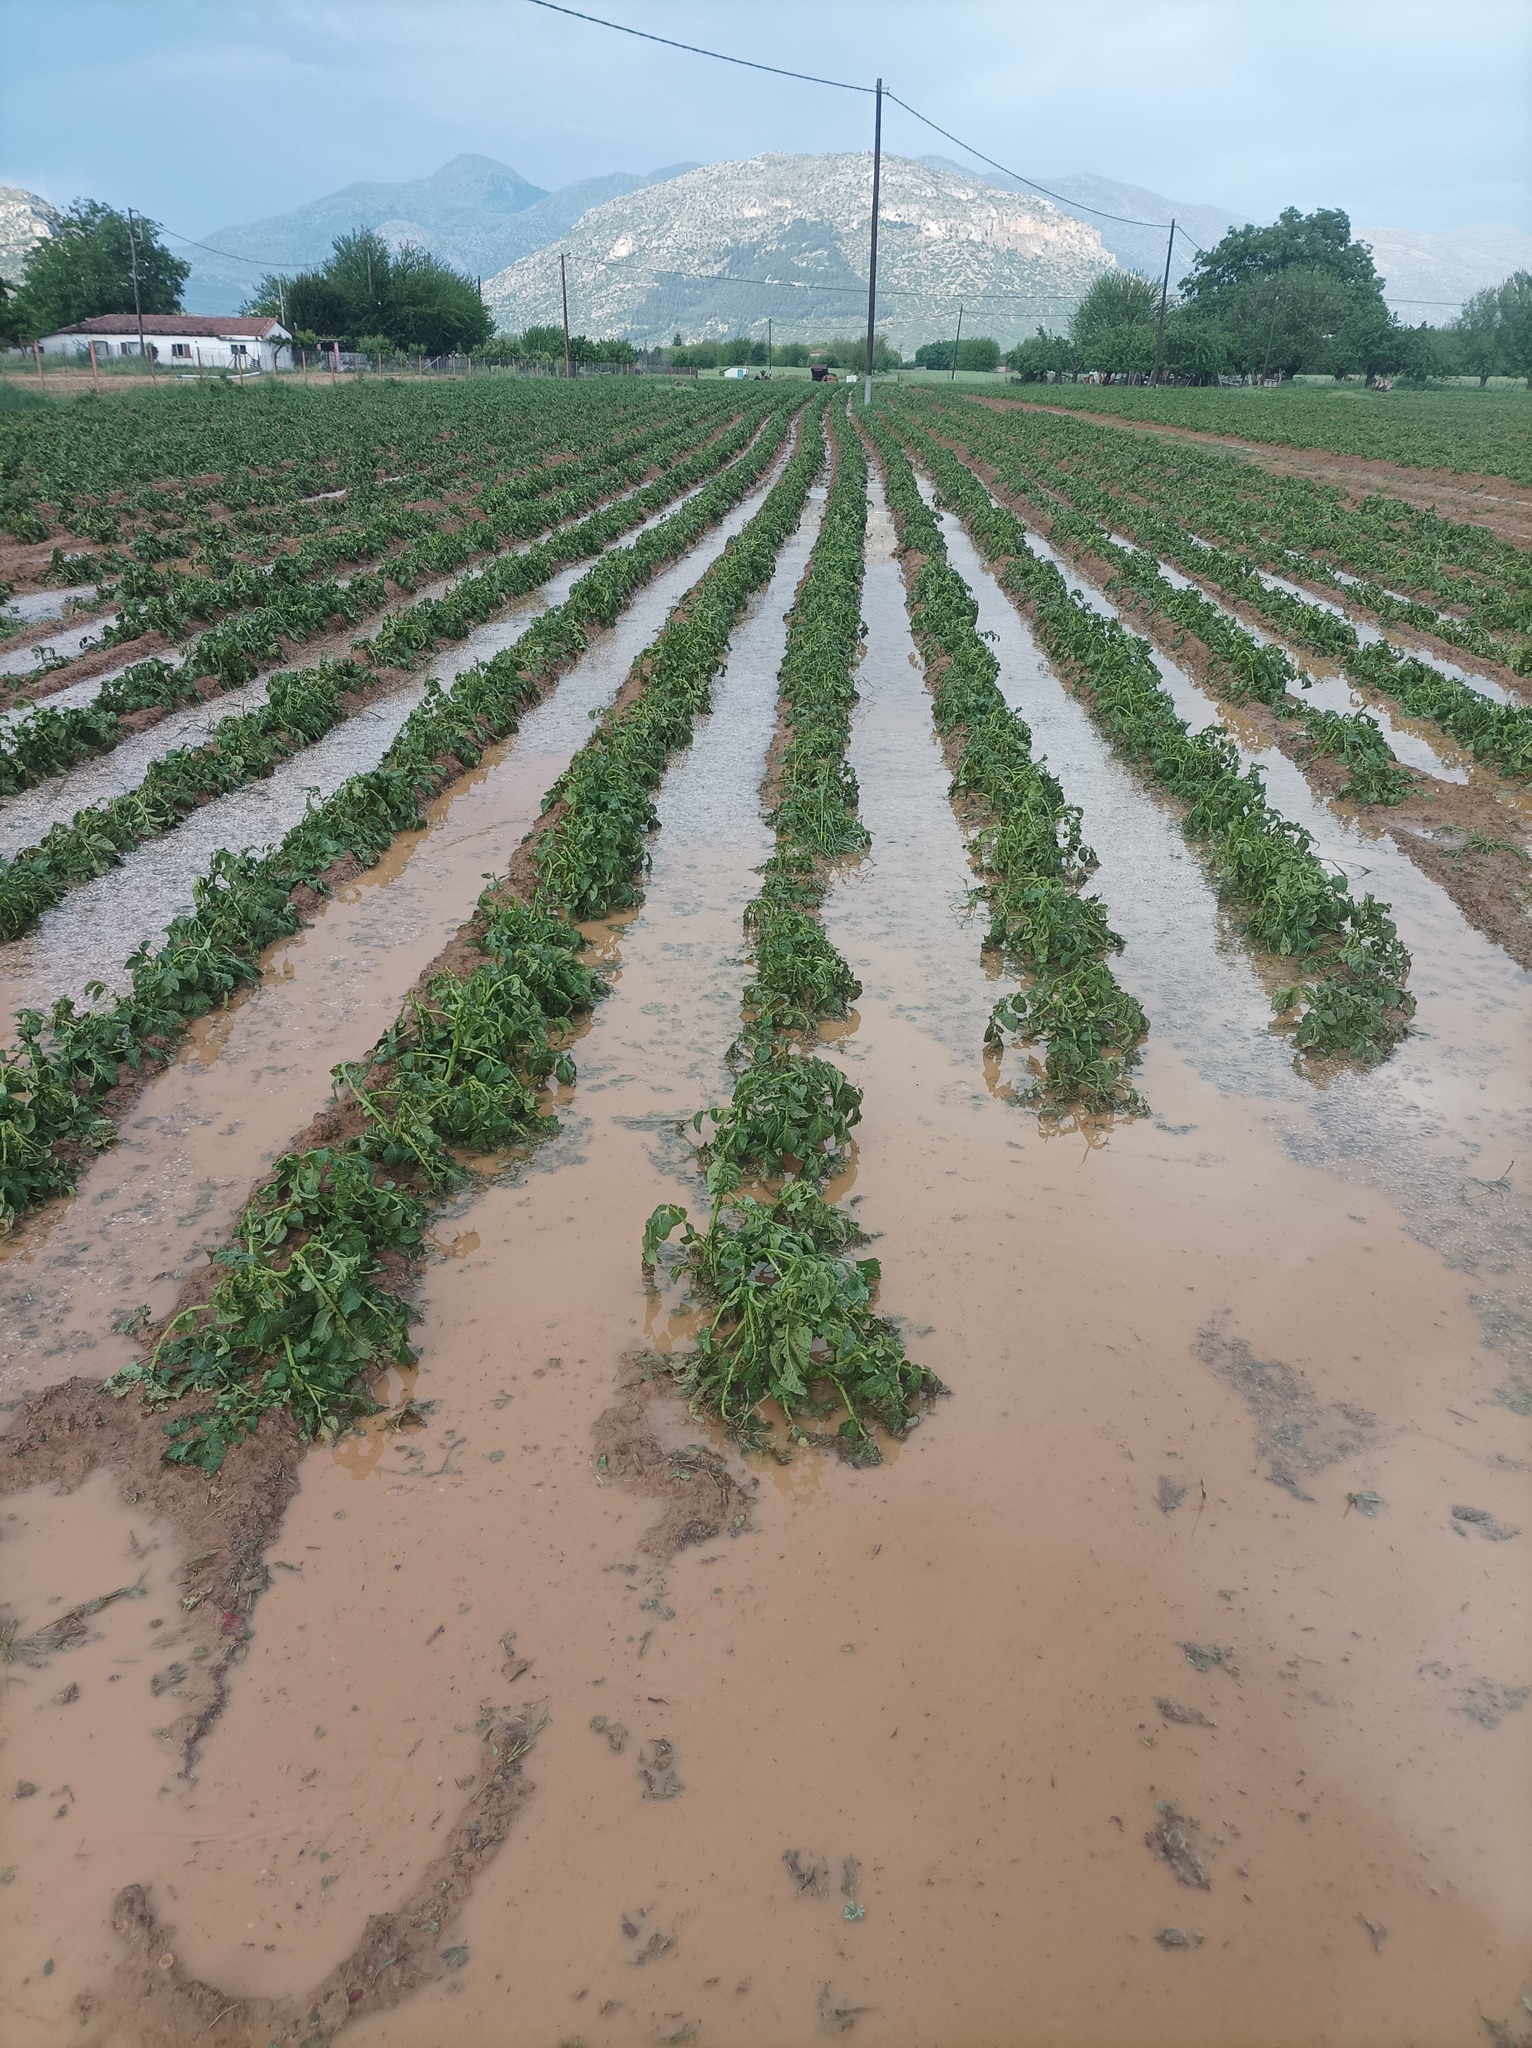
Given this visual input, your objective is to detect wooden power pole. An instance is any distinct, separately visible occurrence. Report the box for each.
[862,77,883,408]
[560,254,573,380]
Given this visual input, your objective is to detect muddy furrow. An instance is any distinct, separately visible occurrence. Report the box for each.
[978,461,1532,970]
[329,437,1528,2048]
[0,438,794,1031]
[0,442,746,864]
[0,443,807,1400]
[0,406,747,715]
[0,475,827,2048]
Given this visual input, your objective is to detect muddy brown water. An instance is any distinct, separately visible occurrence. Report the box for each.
[2,473,1529,2047]
[0,444,794,1399]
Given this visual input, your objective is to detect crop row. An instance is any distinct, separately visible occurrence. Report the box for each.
[2,376,733,542]
[990,384,1532,488]
[0,398,756,791]
[0,402,784,939]
[866,414,1149,1115]
[0,397,807,1229]
[932,397,1530,674]
[888,404,1415,1062]
[645,402,940,1458]
[102,396,829,1470]
[920,398,1532,783]
[84,395,728,641]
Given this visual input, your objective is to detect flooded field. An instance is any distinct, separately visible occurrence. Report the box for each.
[1,381,1528,2048]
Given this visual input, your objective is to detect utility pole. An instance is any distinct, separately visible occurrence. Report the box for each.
[862,76,883,408]
[560,254,573,380]
[126,207,147,360]
[1152,217,1176,383]
[949,304,964,382]
[1260,272,1284,382]
[766,315,772,377]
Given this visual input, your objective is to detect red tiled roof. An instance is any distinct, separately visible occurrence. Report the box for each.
[48,315,290,339]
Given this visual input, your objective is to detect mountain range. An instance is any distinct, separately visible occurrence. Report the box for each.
[482,152,1111,353]
[175,154,696,314]
[4,153,1528,338]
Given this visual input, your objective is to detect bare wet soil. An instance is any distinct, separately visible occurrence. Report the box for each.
[1,469,1529,2048]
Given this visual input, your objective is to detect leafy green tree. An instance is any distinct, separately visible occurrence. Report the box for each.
[1004,328,1075,379]
[1071,273,1158,376]
[0,274,20,349]
[1182,207,1384,314]
[915,335,1000,370]
[1497,270,1532,388]
[242,230,489,353]
[11,201,189,339]
[1452,284,1505,387]
[1159,309,1229,382]
[1181,207,1400,381]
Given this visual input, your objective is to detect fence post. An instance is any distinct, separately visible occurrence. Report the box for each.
[88,341,100,394]
[33,341,44,385]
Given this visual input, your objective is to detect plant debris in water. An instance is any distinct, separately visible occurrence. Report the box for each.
[1146,1802,1210,1889]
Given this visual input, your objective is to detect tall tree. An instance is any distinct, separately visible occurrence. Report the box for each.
[1071,272,1158,376]
[1498,271,1532,388]
[243,231,490,354]
[1453,284,1505,387]
[1181,207,1397,379]
[11,201,189,339]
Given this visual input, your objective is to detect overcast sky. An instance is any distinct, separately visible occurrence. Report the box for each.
[5,0,1530,241]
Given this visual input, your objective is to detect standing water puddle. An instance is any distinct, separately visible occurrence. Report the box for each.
[0,446,795,1398]
[1,467,1527,2048]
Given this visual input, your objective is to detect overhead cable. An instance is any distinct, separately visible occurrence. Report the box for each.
[525,0,872,94]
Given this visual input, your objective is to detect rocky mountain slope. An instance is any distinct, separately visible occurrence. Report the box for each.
[180,155,693,313]
[483,151,1114,354]
[920,159,1236,282]
[0,186,60,287]
[1356,223,1532,317]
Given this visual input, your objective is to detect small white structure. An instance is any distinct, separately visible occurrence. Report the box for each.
[37,314,292,373]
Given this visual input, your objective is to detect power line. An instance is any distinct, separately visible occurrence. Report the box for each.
[653,267,1087,307]
[520,1,1202,246]
[160,227,298,270]
[884,91,1193,240]
[524,0,872,94]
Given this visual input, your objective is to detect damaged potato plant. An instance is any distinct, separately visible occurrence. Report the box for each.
[867,414,1147,1117]
[645,405,941,1461]
[109,899,601,1471]
[892,402,1414,1064]
[0,400,778,941]
[0,395,801,1231]
[107,396,824,1466]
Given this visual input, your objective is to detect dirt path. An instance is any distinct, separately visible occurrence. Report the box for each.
[979,396,1532,547]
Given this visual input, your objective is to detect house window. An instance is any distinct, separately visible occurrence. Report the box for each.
[171,343,191,359]
[231,342,248,356]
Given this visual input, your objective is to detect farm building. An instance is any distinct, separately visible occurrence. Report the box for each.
[36,313,292,371]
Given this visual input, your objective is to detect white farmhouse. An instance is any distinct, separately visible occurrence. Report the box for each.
[37,314,292,372]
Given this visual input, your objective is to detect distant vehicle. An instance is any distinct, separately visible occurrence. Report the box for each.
[810,365,833,382]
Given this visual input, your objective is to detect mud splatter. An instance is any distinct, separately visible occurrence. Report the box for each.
[1457,1679,1528,1730]
[1451,1504,1520,1541]
[1156,1474,1187,1514]
[1195,1322,1377,1499]
[1155,1698,1216,1727]
[592,1353,756,1557]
